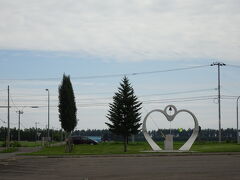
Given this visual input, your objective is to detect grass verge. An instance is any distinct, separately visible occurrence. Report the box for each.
[0,147,18,153]
[0,141,57,147]
[24,141,240,156]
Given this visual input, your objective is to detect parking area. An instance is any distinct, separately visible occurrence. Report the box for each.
[0,154,240,180]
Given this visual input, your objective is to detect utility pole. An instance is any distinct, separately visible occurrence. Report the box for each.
[7,85,10,148]
[17,110,24,142]
[211,62,226,142]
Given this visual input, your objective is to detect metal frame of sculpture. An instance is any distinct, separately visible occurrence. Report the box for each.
[142,105,199,151]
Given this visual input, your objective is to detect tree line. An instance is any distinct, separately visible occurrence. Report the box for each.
[0,127,65,142]
[0,127,237,142]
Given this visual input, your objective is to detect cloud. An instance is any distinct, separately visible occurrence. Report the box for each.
[0,0,239,61]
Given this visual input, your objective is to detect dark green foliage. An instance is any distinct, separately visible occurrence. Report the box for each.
[58,74,77,133]
[0,127,238,142]
[105,76,142,152]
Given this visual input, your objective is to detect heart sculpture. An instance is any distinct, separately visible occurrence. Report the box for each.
[142,105,199,151]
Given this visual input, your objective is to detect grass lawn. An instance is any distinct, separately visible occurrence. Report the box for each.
[0,141,63,147]
[18,141,42,147]
[0,141,42,147]
[0,147,18,153]
[26,141,240,156]
[192,142,240,152]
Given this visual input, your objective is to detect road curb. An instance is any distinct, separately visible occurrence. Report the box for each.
[25,152,240,159]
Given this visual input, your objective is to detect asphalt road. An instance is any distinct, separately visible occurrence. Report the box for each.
[0,154,240,180]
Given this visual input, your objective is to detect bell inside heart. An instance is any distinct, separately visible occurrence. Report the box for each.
[166,106,176,116]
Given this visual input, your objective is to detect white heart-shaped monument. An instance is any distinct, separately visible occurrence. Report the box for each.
[142,105,199,151]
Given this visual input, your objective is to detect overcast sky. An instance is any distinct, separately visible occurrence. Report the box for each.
[0,0,240,61]
[0,0,240,132]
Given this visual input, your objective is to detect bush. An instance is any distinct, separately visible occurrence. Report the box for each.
[1,141,21,147]
[1,141,7,147]
[11,141,21,147]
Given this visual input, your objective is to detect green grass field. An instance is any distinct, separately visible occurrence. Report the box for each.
[0,141,62,148]
[192,142,240,152]
[0,147,18,153]
[18,141,42,147]
[0,141,42,147]
[27,141,240,156]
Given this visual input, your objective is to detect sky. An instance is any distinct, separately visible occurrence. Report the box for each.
[0,0,240,132]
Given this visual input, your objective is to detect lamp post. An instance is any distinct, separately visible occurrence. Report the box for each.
[237,96,240,144]
[45,89,50,141]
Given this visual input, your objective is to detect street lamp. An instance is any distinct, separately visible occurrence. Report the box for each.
[45,89,50,141]
[237,96,240,144]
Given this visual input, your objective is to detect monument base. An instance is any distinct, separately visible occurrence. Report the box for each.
[164,134,173,150]
[141,150,193,153]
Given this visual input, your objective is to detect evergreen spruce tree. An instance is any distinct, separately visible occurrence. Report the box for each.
[58,74,77,152]
[106,76,142,152]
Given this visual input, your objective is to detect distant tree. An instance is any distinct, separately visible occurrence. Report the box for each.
[105,76,142,152]
[58,74,77,152]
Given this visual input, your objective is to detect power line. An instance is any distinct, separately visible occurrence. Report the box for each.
[77,97,216,107]
[77,88,215,101]
[221,95,240,99]
[139,88,216,98]
[227,64,240,68]
[0,64,210,81]
[0,97,214,108]
[9,94,20,111]
[143,97,215,104]
[76,91,114,95]
[1,92,237,109]
[142,95,216,103]
[130,65,210,76]
[1,88,216,103]
[10,95,216,108]
[0,118,6,124]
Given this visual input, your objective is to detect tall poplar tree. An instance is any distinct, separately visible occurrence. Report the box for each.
[58,74,77,136]
[106,76,142,152]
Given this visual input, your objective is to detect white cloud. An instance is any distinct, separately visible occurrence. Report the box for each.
[0,0,239,61]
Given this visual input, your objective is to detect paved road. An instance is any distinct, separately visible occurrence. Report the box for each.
[0,154,240,180]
